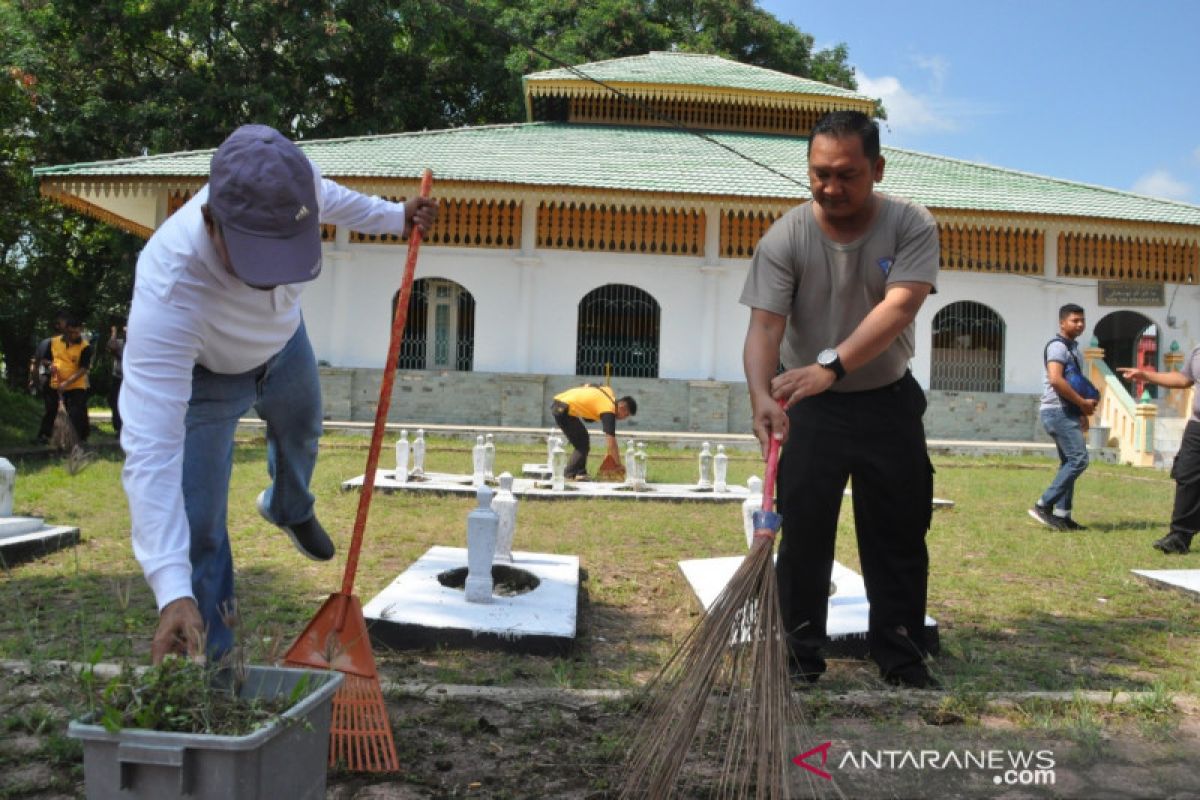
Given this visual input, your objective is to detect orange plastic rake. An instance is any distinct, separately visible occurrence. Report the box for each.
[284,169,433,772]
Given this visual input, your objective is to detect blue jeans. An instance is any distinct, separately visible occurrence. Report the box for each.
[183,322,323,657]
[1038,406,1089,514]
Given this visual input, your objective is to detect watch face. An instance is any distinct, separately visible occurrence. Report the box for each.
[818,349,837,366]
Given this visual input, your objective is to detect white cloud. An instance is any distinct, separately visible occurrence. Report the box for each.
[856,71,958,136]
[911,54,950,93]
[1131,169,1191,200]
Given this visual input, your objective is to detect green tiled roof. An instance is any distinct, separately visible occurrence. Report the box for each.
[525,51,871,101]
[35,123,1200,227]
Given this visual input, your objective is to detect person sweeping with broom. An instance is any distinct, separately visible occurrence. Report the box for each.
[119,124,438,664]
[741,110,940,689]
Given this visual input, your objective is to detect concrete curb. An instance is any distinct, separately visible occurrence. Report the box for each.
[3,659,1188,712]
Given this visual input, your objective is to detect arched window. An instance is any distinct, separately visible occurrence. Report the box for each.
[576,284,660,378]
[930,301,1005,391]
[393,278,475,371]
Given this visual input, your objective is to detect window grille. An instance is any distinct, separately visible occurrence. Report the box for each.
[394,278,474,371]
[930,301,1005,392]
[576,284,660,378]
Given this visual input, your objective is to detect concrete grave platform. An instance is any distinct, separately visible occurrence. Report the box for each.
[0,517,80,566]
[1132,569,1200,600]
[344,470,751,504]
[362,545,580,655]
[678,556,939,657]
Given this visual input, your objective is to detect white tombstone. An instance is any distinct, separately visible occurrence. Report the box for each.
[0,458,14,517]
[472,434,486,487]
[697,442,713,488]
[483,433,496,480]
[412,429,426,476]
[634,442,648,490]
[624,441,636,487]
[550,442,567,492]
[394,429,410,483]
[742,475,763,549]
[714,445,728,493]
[465,486,498,603]
[547,429,558,469]
[491,473,518,564]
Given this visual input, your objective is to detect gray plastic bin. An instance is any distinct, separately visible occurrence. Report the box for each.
[69,665,343,800]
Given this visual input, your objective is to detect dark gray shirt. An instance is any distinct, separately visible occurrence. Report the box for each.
[739,193,940,392]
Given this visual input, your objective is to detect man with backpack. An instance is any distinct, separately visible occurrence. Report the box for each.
[1029,303,1097,530]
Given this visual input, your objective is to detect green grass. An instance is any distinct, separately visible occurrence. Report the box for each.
[0,384,43,447]
[2,434,1198,703]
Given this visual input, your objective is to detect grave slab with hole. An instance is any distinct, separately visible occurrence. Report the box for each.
[1132,568,1200,600]
[362,545,579,655]
[678,556,939,656]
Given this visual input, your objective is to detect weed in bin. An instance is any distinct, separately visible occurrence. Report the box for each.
[77,597,313,737]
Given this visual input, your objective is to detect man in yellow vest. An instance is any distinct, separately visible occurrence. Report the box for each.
[49,316,92,443]
[550,384,637,479]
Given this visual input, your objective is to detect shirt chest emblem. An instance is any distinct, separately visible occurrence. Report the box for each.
[877,257,894,276]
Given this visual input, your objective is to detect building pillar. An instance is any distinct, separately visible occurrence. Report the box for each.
[327,226,354,366]
[520,197,538,257]
[703,204,721,265]
[1043,223,1062,279]
[699,266,721,380]
[515,257,541,372]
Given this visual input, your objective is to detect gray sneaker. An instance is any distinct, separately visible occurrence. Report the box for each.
[256,491,335,561]
[1027,505,1066,530]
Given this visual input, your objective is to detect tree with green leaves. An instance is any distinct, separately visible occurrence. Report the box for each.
[0,0,858,392]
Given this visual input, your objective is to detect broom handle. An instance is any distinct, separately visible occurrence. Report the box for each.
[760,398,786,514]
[339,169,434,606]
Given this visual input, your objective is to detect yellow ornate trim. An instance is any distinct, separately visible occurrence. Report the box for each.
[39,184,154,239]
[524,79,875,115]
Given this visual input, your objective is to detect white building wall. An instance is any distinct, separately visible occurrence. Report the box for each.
[302,240,1200,390]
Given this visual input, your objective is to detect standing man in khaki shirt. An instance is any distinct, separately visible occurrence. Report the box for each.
[740,110,940,688]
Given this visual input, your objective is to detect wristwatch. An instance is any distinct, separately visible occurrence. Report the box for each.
[816,348,845,381]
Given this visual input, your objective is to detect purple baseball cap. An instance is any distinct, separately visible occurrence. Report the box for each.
[207,124,322,286]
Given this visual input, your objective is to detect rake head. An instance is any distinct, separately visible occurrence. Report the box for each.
[328,673,399,773]
[283,593,399,772]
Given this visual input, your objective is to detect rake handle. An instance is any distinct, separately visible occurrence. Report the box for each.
[339,169,434,607]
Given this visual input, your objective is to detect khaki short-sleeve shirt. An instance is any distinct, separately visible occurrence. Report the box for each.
[739,193,940,392]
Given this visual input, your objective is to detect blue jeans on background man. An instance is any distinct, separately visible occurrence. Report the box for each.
[1038,406,1089,514]
[182,322,322,657]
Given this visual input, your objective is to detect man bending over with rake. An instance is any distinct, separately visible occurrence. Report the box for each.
[740,110,940,689]
[121,124,437,663]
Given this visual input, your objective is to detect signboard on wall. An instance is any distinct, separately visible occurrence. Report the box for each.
[1097,282,1164,307]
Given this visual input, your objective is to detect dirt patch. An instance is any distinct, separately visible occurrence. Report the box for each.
[3,665,1199,799]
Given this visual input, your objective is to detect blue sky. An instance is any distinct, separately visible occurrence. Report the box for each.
[759,0,1200,205]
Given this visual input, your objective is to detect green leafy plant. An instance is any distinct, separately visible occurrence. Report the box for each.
[77,599,311,737]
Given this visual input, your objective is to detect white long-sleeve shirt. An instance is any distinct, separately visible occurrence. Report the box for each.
[122,164,409,611]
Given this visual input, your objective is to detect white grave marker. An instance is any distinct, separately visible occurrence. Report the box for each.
[394,429,410,483]
[492,473,518,564]
[465,486,498,603]
[714,445,728,493]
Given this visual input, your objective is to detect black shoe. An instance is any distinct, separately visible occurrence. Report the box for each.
[1027,505,1066,530]
[1153,532,1191,555]
[257,491,335,561]
[883,666,940,690]
[1060,517,1088,531]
